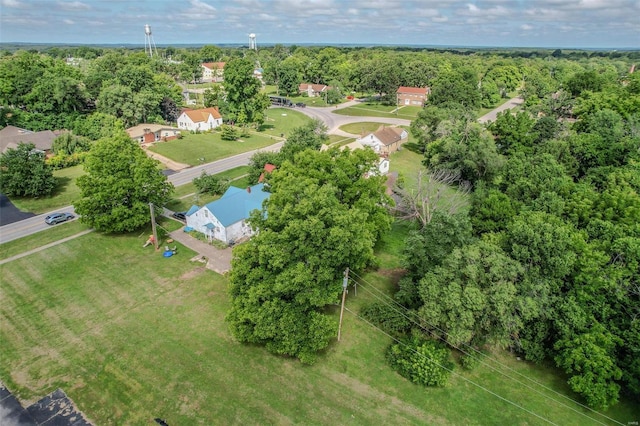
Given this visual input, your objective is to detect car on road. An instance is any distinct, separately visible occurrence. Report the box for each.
[295,102,306,108]
[44,212,74,225]
[172,212,186,222]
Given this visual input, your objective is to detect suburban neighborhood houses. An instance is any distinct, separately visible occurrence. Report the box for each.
[185,183,270,244]
[177,107,223,131]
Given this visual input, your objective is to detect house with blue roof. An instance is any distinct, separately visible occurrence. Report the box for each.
[185,183,270,244]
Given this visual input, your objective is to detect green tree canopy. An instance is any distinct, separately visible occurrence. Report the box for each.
[74,133,173,233]
[0,142,56,197]
[227,147,392,363]
[222,57,270,126]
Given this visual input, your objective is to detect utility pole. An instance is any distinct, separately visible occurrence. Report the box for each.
[337,267,349,342]
[149,202,159,251]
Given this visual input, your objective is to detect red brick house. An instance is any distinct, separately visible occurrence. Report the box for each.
[396,86,430,107]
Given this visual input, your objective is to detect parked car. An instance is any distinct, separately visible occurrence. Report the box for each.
[295,102,306,108]
[44,212,74,225]
[172,211,186,222]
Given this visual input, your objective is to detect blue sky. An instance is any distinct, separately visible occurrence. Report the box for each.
[1,0,639,49]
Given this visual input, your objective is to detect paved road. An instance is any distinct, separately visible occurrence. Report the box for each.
[0,194,35,226]
[478,97,524,123]
[0,98,521,245]
[295,101,412,136]
[0,142,284,244]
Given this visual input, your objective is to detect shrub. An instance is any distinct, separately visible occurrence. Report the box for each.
[193,171,230,195]
[221,124,239,141]
[361,302,412,336]
[386,336,453,387]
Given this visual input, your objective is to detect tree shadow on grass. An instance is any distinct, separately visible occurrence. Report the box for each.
[402,142,423,154]
[258,124,275,132]
[52,176,72,196]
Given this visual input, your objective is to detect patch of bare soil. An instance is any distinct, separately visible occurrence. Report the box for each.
[377,267,407,285]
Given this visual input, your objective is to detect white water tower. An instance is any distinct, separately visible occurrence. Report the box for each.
[144,24,158,57]
[249,33,257,50]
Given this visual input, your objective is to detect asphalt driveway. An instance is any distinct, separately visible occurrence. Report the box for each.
[0,193,34,226]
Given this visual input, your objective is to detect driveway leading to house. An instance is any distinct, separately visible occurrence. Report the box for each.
[478,96,524,123]
[167,226,232,275]
[0,193,35,226]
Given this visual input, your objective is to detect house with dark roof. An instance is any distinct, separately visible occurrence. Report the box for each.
[356,126,408,155]
[299,83,332,97]
[126,124,181,144]
[177,107,223,132]
[396,86,430,107]
[0,126,59,154]
[185,183,270,244]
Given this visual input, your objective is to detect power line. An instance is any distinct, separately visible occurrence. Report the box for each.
[344,306,559,426]
[348,270,625,426]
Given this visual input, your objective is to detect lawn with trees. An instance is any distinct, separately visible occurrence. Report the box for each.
[1,43,639,423]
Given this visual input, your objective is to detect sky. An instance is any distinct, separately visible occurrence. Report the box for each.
[1,0,639,49]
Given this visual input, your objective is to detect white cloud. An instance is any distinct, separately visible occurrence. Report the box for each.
[1,0,26,8]
[189,0,216,12]
[63,19,75,24]
[58,1,90,11]
[521,23,533,30]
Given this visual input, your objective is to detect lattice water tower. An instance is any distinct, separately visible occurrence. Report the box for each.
[144,24,158,57]
[249,33,257,50]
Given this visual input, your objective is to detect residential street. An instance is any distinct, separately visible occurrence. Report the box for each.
[0,97,523,245]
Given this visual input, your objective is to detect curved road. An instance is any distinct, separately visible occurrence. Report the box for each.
[0,98,522,244]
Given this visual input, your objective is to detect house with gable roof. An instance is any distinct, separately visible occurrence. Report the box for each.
[0,125,59,154]
[202,62,225,82]
[356,126,408,155]
[299,83,332,97]
[185,183,270,244]
[177,107,223,132]
[396,86,430,107]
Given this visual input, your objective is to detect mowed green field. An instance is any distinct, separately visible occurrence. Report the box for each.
[1,227,638,425]
[335,103,421,120]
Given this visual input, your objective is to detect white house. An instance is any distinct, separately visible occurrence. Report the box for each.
[185,184,270,244]
[177,107,223,132]
[298,83,332,97]
[356,126,408,155]
[202,62,225,82]
[320,141,390,175]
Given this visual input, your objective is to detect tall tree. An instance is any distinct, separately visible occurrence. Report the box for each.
[227,148,392,363]
[74,133,173,233]
[222,57,270,126]
[0,142,56,197]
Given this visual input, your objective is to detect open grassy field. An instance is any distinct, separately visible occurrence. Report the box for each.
[259,108,312,137]
[1,224,638,425]
[335,103,420,119]
[148,131,279,166]
[10,165,84,214]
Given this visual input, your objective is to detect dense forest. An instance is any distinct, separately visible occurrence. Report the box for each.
[1,43,638,410]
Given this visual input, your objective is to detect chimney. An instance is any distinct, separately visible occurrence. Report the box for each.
[246,186,251,193]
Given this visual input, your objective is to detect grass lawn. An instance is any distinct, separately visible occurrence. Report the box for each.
[10,165,84,214]
[0,220,90,261]
[1,224,637,425]
[335,103,419,120]
[258,108,311,137]
[340,121,386,134]
[148,131,278,166]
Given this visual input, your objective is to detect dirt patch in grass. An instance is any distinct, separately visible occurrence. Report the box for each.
[376,267,406,285]
[179,266,206,281]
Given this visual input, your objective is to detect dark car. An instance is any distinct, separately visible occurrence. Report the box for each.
[295,102,306,108]
[172,212,186,222]
[44,212,74,225]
